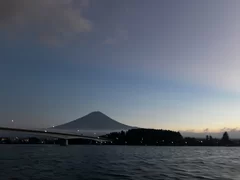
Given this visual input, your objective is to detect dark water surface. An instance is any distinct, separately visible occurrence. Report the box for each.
[1,145,240,180]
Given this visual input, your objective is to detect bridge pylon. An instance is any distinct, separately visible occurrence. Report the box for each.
[59,139,68,146]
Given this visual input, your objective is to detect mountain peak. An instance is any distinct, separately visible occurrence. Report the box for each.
[89,111,105,115]
[54,111,134,131]
[86,111,109,118]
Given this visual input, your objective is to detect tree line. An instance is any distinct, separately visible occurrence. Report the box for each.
[1,129,239,146]
[102,129,240,146]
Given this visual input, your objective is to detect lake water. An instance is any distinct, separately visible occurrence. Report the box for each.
[0,145,240,180]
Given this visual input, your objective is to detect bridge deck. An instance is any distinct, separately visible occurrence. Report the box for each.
[0,127,110,142]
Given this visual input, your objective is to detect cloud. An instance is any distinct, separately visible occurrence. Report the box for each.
[0,0,92,45]
[180,127,240,138]
[181,129,196,133]
[104,28,128,45]
[220,127,240,132]
[203,128,209,132]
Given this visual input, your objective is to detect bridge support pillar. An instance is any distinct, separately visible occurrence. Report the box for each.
[59,139,68,146]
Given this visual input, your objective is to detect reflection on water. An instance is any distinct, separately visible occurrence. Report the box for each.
[1,145,240,180]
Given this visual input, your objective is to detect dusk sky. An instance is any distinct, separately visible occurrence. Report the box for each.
[1,0,240,133]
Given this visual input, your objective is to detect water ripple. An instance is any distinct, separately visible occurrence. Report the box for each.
[0,145,240,180]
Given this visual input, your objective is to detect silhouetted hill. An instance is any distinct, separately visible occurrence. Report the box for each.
[103,128,183,145]
[54,111,134,131]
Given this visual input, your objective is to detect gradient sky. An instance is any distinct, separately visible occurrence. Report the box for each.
[1,0,240,133]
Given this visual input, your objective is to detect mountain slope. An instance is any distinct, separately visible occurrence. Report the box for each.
[54,111,134,131]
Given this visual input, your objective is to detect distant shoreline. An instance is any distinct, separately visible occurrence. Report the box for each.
[1,128,239,146]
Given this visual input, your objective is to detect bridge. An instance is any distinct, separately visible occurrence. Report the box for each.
[0,127,110,146]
